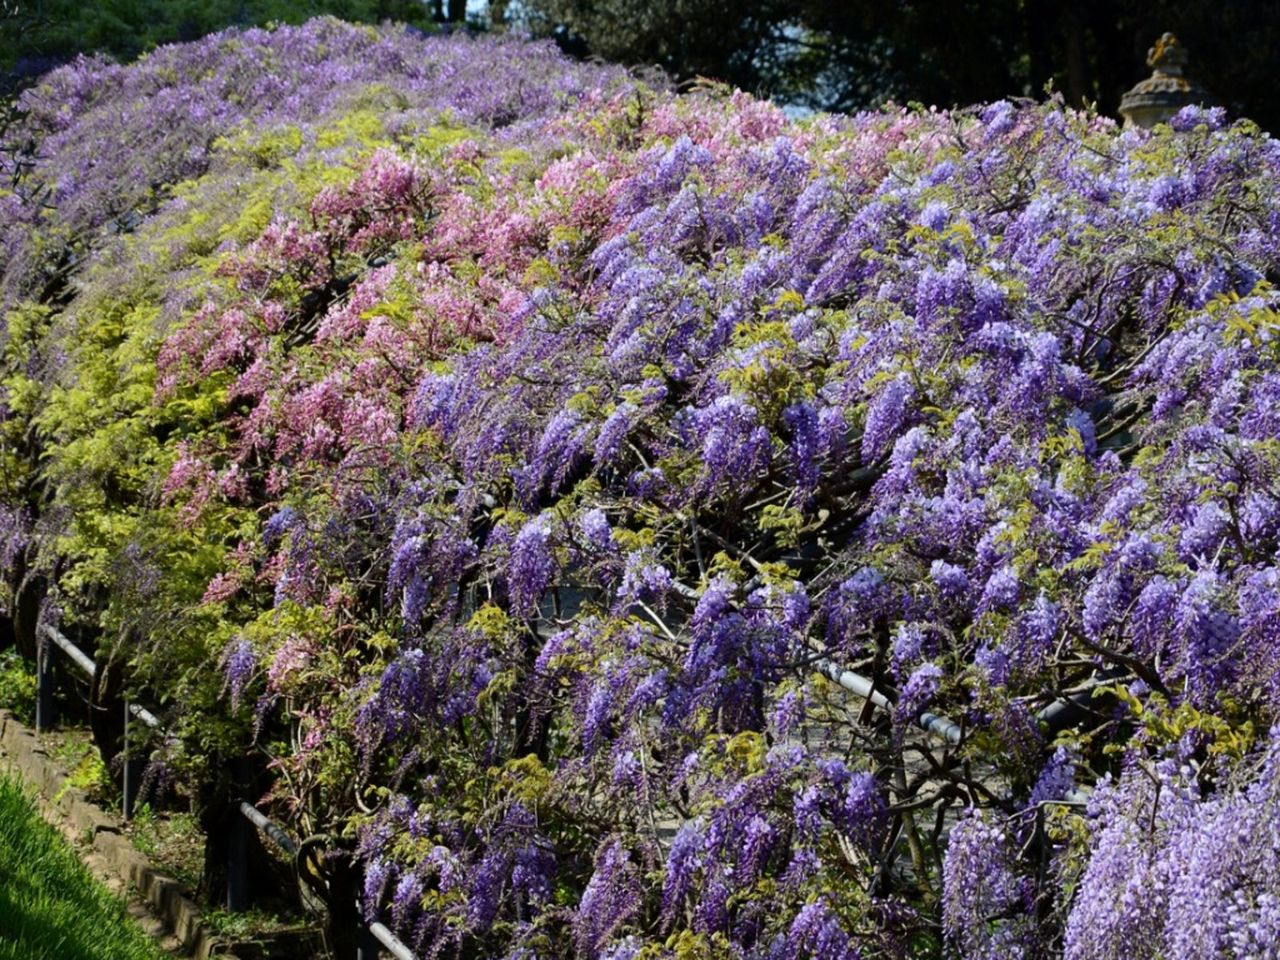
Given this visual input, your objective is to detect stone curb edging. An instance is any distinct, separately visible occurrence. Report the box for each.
[0,709,235,960]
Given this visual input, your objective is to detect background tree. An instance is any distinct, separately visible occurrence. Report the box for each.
[0,0,439,96]
[8,1,1280,130]
[515,0,1280,130]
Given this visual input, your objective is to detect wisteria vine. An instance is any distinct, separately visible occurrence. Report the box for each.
[1,18,1278,960]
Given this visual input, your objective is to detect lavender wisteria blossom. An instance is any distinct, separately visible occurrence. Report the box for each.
[2,16,1280,960]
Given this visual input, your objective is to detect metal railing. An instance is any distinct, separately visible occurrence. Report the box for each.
[33,623,418,960]
[38,623,153,818]
[812,644,1098,806]
[32,616,1102,956]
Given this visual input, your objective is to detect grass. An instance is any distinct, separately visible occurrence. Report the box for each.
[125,803,204,890]
[46,729,115,807]
[202,906,297,938]
[0,771,166,960]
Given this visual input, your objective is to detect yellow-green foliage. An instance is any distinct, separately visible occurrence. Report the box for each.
[26,109,448,654]
[0,650,36,721]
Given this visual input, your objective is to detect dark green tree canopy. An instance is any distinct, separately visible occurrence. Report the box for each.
[1,0,438,94]
[7,1,1278,131]
[517,0,1280,130]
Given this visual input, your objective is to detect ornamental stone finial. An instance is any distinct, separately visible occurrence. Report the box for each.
[1119,32,1214,129]
[1147,32,1188,76]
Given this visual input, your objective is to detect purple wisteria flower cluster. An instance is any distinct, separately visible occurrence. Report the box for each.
[1,17,1279,959]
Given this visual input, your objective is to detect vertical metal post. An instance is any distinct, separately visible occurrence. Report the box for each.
[226,756,253,912]
[356,924,381,960]
[122,700,146,821]
[227,808,250,912]
[35,631,56,731]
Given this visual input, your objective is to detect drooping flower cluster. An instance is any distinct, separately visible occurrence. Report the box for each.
[3,17,1280,959]
[1064,728,1280,960]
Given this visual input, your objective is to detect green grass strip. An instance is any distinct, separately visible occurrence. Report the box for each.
[0,771,165,960]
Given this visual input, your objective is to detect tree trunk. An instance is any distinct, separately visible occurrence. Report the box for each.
[11,560,43,661]
[1064,5,1087,108]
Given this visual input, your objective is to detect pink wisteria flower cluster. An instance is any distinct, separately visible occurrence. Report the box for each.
[1,17,1278,959]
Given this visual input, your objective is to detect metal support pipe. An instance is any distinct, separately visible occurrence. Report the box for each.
[127,700,162,731]
[916,709,963,745]
[237,801,298,857]
[814,656,892,710]
[1037,669,1128,733]
[226,809,251,912]
[356,924,381,960]
[368,922,417,960]
[39,625,165,733]
[39,624,96,677]
[226,758,256,913]
[35,630,56,732]
[813,655,964,745]
[233,806,422,959]
[122,698,147,820]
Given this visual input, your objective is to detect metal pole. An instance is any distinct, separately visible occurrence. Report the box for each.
[356,924,381,960]
[122,698,146,820]
[238,801,298,856]
[226,757,255,912]
[813,651,964,744]
[226,807,250,912]
[368,922,417,960]
[35,630,56,731]
[40,624,95,678]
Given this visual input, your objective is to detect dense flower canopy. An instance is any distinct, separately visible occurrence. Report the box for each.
[2,18,1278,959]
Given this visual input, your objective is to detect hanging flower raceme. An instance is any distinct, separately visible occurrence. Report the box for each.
[7,21,1280,959]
